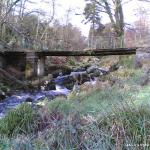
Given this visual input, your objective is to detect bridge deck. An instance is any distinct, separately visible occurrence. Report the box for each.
[0,47,138,56]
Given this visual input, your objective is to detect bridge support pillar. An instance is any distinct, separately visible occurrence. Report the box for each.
[0,56,6,69]
[25,52,38,79]
[37,56,45,77]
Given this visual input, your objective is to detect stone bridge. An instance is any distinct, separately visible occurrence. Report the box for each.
[0,47,149,79]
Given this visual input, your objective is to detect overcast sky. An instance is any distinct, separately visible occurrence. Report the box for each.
[29,0,150,37]
[58,0,150,36]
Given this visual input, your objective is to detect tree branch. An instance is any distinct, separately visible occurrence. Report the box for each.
[1,0,21,24]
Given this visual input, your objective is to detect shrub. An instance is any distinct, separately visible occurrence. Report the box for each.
[67,57,76,66]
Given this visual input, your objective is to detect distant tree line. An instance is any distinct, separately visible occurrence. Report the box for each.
[0,0,87,51]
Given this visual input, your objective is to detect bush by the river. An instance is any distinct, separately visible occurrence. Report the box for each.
[0,103,36,136]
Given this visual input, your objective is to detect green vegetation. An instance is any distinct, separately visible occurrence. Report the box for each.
[0,103,36,136]
[0,61,150,149]
[119,56,136,69]
[68,57,76,66]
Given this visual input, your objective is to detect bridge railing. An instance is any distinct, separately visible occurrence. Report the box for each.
[88,35,124,49]
[4,33,150,51]
[18,35,125,50]
[88,34,150,49]
[3,35,69,51]
[15,36,71,51]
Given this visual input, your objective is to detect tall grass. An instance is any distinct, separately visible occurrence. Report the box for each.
[1,102,150,149]
[0,103,36,137]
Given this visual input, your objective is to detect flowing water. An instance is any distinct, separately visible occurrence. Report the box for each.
[0,67,108,118]
[0,76,71,119]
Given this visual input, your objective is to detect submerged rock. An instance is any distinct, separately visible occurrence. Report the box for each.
[25,97,34,102]
[0,91,6,101]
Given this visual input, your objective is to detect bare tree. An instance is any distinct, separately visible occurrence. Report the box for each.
[0,0,56,50]
[84,0,126,47]
[0,0,21,39]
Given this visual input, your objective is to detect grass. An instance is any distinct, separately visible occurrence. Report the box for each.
[119,55,136,69]
[0,103,36,137]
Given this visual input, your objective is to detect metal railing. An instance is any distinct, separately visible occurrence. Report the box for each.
[88,35,124,49]
[88,33,150,49]
[5,35,70,51]
[2,33,150,51]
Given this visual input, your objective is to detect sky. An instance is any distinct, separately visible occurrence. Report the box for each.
[28,0,150,37]
[56,0,150,36]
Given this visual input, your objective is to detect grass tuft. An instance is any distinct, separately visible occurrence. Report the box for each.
[0,103,36,137]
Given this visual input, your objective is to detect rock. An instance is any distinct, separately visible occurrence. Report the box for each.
[70,71,90,84]
[140,68,150,86]
[44,80,56,90]
[87,65,108,75]
[5,90,14,97]
[30,74,53,90]
[54,75,73,85]
[46,65,72,77]
[140,76,149,86]
[86,66,97,74]
[52,70,62,78]
[108,63,120,72]
[25,97,34,102]
[73,67,86,72]
[98,68,109,75]
[0,91,6,100]
[47,65,109,91]
[135,48,150,68]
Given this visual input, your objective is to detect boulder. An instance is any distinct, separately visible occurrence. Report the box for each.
[86,66,97,74]
[0,90,6,101]
[46,65,72,77]
[86,65,109,75]
[25,97,34,102]
[135,48,150,68]
[140,68,150,86]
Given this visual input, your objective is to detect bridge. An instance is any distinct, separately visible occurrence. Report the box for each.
[0,45,139,79]
[1,31,149,80]
[0,47,137,56]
